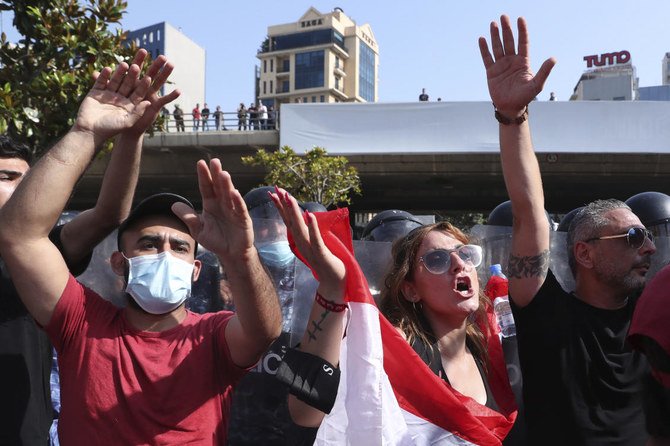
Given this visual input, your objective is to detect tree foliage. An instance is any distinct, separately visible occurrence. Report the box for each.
[0,0,137,155]
[242,146,362,208]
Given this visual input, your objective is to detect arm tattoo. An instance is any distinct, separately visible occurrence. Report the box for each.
[507,249,550,279]
[306,309,330,343]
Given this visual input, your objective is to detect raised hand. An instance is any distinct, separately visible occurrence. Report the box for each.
[124,50,180,136]
[73,49,174,143]
[270,188,346,299]
[478,15,556,118]
[172,159,254,262]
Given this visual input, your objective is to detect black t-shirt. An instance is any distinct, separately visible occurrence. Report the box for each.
[0,225,90,446]
[642,373,670,438]
[511,270,648,446]
[411,336,500,412]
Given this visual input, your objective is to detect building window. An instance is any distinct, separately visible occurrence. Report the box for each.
[359,41,375,101]
[320,95,325,102]
[263,60,267,73]
[335,76,340,90]
[335,56,340,69]
[263,81,267,94]
[311,96,317,102]
[282,80,289,93]
[303,97,308,103]
[273,29,346,52]
[295,50,324,90]
[270,59,274,72]
[270,80,274,93]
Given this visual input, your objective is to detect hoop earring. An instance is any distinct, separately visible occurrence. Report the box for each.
[412,301,422,313]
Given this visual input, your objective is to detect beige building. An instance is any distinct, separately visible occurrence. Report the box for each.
[256,7,379,110]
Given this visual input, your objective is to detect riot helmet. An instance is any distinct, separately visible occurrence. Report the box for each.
[487,200,554,229]
[361,209,423,243]
[300,201,327,213]
[556,206,584,232]
[625,191,670,229]
[243,186,281,220]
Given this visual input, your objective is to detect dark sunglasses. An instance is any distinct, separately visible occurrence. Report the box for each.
[419,245,483,275]
[586,227,654,250]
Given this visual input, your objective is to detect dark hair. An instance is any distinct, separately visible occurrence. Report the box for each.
[379,221,491,370]
[0,135,34,165]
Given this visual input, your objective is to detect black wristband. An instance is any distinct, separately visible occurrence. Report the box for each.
[493,105,529,125]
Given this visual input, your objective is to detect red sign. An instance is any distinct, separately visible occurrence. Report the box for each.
[583,51,631,68]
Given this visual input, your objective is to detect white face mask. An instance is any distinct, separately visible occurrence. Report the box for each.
[125,251,195,315]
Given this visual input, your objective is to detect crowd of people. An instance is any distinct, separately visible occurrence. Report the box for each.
[161,101,277,132]
[1,15,669,446]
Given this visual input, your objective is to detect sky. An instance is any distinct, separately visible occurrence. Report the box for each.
[3,1,670,114]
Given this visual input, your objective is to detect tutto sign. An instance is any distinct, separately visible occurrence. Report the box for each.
[583,51,631,68]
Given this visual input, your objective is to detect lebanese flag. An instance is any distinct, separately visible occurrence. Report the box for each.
[290,208,517,446]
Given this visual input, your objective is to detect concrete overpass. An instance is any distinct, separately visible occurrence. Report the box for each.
[74,131,670,215]
[74,102,670,215]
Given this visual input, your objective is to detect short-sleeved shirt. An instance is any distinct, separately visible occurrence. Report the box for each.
[0,225,89,446]
[511,270,648,445]
[46,275,248,445]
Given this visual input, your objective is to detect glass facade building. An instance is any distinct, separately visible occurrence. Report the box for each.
[295,50,325,90]
[359,42,376,102]
[257,7,378,107]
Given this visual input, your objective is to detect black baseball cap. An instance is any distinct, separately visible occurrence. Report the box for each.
[116,193,197,251]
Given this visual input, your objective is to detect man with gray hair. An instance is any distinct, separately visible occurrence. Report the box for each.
[480,15,653,445]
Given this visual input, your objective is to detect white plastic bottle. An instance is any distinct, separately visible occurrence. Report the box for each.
[487,264,516,338]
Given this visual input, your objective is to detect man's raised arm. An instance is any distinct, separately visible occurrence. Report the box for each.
[174,159,282,367]
[59,51,179,267]
[0,52,162,327]
[478,15,556,307]
[60,49,179,265]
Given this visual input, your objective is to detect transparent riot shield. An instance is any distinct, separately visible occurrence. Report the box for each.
[353,240,393,304]
[647,235,670,281]
[470,224,575,293]
[549,230,575,292]
[77,229,126,307]
[227,218,319,446]
[469,224,513,286]
[186,249,227,314]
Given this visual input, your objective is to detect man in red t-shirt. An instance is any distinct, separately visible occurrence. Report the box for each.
[0,51,282,445]
[192,103,201,131]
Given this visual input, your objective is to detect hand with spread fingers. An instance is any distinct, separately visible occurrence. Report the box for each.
[123,50,181,136]
[173,158,255,261]
[478,15,556,118]
[270,188,346,301]
[73,49,163,143]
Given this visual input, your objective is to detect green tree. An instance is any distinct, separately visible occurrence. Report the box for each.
[242,146,361,208]
[0,0,138,155]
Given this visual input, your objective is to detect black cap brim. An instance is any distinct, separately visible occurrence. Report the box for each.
[117,193,195,250]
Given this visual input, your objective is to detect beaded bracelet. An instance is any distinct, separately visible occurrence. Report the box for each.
[315,292,347,313]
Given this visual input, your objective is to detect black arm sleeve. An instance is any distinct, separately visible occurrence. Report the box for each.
[275,348,340,414]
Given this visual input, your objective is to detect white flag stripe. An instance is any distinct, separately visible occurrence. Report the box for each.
[316,301,470,445]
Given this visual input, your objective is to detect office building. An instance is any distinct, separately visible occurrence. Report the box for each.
[663,52,670,86]
[570,50,638,101]
[126,23,205,114]
[256,7,379,109]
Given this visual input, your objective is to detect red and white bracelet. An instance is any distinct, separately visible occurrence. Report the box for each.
[315,292,347,313]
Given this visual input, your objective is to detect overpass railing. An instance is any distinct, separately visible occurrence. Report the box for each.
[159,110,279,133]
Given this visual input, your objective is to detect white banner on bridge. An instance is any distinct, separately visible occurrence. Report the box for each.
[280,101,670,155]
